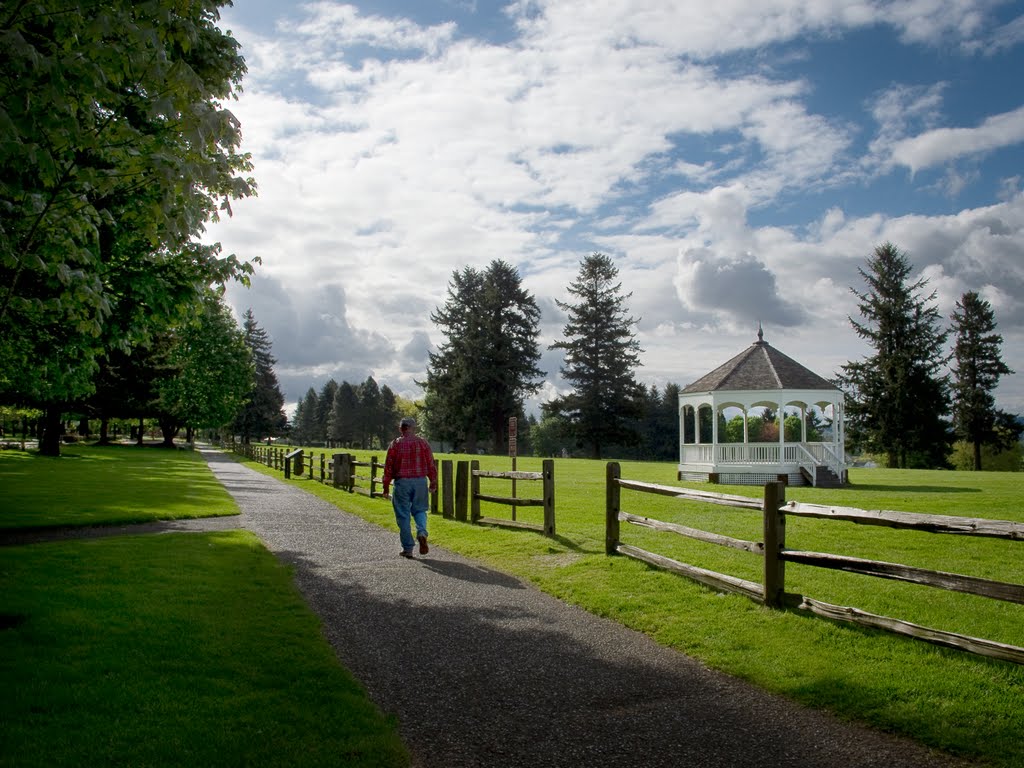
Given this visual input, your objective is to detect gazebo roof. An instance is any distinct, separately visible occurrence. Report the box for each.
[681,329,838,394]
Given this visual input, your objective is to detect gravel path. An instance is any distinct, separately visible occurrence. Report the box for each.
[4,449,977,767]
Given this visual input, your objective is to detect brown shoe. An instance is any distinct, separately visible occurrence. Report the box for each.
[417,535,429,555]
[399,550,414,559]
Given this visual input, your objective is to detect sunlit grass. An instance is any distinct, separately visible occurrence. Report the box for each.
[0,443,238,527]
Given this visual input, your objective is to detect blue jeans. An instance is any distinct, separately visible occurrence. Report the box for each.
[391,477,429,552]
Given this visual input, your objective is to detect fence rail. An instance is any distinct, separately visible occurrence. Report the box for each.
[606,461,1024,665]
[433,459,555,535]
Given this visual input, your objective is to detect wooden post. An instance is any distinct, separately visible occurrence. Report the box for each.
[369,455,378,499]
[455,461,468,522]
[441,460,454,519]
[542,458,555,537]
[319,453,325,483]
[307,451,314,480]
[606,462,621,555]
[332,454,345,488]
[763,481,787,608]
[294,449,304,478]
[470,460,481,522]
[430,459,439,513]
[347,453,356,493]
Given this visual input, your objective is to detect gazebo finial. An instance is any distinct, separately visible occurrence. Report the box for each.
[757,322,764,343]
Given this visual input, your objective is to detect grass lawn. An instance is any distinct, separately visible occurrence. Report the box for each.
[0,443,237,528]
[259,446,1024,768]
[0,445,408,768]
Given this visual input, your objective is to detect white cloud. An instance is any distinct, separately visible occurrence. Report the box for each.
[209,0,1024,417]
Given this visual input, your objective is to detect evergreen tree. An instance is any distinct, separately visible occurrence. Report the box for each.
[424,260,543,453]
[546,253,644,459]
[232,310,286,443]
[837,243,951,468]
[951,291,1018,470]
[330,381,359,447]
[293,388,319,446]
[316,379,339,445]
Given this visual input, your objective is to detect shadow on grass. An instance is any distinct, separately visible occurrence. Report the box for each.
[846,484,982,494]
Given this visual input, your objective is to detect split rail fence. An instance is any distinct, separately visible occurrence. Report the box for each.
[605,461,1024,666]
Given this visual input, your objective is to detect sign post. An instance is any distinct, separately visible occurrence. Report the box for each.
[508,416,518,521]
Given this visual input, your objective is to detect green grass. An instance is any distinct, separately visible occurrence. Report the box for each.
[264,447,1024,767]
[0,446,408,768]
[0,443,238,528]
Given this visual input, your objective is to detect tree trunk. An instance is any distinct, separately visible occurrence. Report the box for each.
[97,417,111,445]
[39,405,63,456]
[973,439,983,471]
[158,416,179,447]
[136,417,145,446]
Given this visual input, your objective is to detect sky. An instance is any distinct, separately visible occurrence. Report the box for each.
[206,0,1024,420]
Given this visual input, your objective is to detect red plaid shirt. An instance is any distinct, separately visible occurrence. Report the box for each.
[382,435,437,494]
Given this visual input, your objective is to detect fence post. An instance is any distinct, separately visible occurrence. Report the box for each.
[606,462,621,555]
[455,461,469,522]
[294,449,304,478]
[430,459,439,513]
[441,460,454,518]
[332,454,344,488]
[284,451,291,479]
[763,481,787,608]
[347,453,357,492]
[369,455,378,499]
[320,453,325,483]
[307,451,314,480]
[470,460,481,522]
[542,458,555,537]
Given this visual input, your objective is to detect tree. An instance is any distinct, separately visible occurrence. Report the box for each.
[316,379,339,445]
[424,260,544,453]
[292,389,319,446]
[837,243,951,468]
[0,0,256,454]
[951,291,1017,470]
[329,381,359,447]
[232,310,286,443]
[155,293,252,446]
[546,253,645,459]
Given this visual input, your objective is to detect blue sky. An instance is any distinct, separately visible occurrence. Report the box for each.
[207,0,1024,418]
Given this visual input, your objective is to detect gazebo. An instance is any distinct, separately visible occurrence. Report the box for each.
[678,328,847,487]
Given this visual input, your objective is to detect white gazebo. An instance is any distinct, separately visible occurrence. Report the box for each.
[678,329,847,487]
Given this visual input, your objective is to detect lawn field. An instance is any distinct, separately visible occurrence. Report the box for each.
[259,446,1024,767]
[0,445,408,768]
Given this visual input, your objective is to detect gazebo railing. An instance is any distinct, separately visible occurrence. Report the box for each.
[680,442,843,469]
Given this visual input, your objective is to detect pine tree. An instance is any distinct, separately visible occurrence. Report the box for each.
[232,309,286,443]
[293,388,319,446]
[424,260,543,453]
[546,253,644,459]
[316,379,339,445]
[329,381,359,447]
[837,243,951,468]
[951,291,1017,470]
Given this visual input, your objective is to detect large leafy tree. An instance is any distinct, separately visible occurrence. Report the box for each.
[837,243,951,468]
[950,291,1018,470]
[0,0,256,454]
[546,253,644,459]
[424,260,544,453]
[155,292,252,446]
[232,309,286,443]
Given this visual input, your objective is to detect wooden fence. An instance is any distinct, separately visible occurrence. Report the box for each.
[233,443,440,509]
[433,459,555,536]
[605,462,1024,665]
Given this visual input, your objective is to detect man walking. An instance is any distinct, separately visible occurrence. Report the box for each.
[381,417,437,558]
